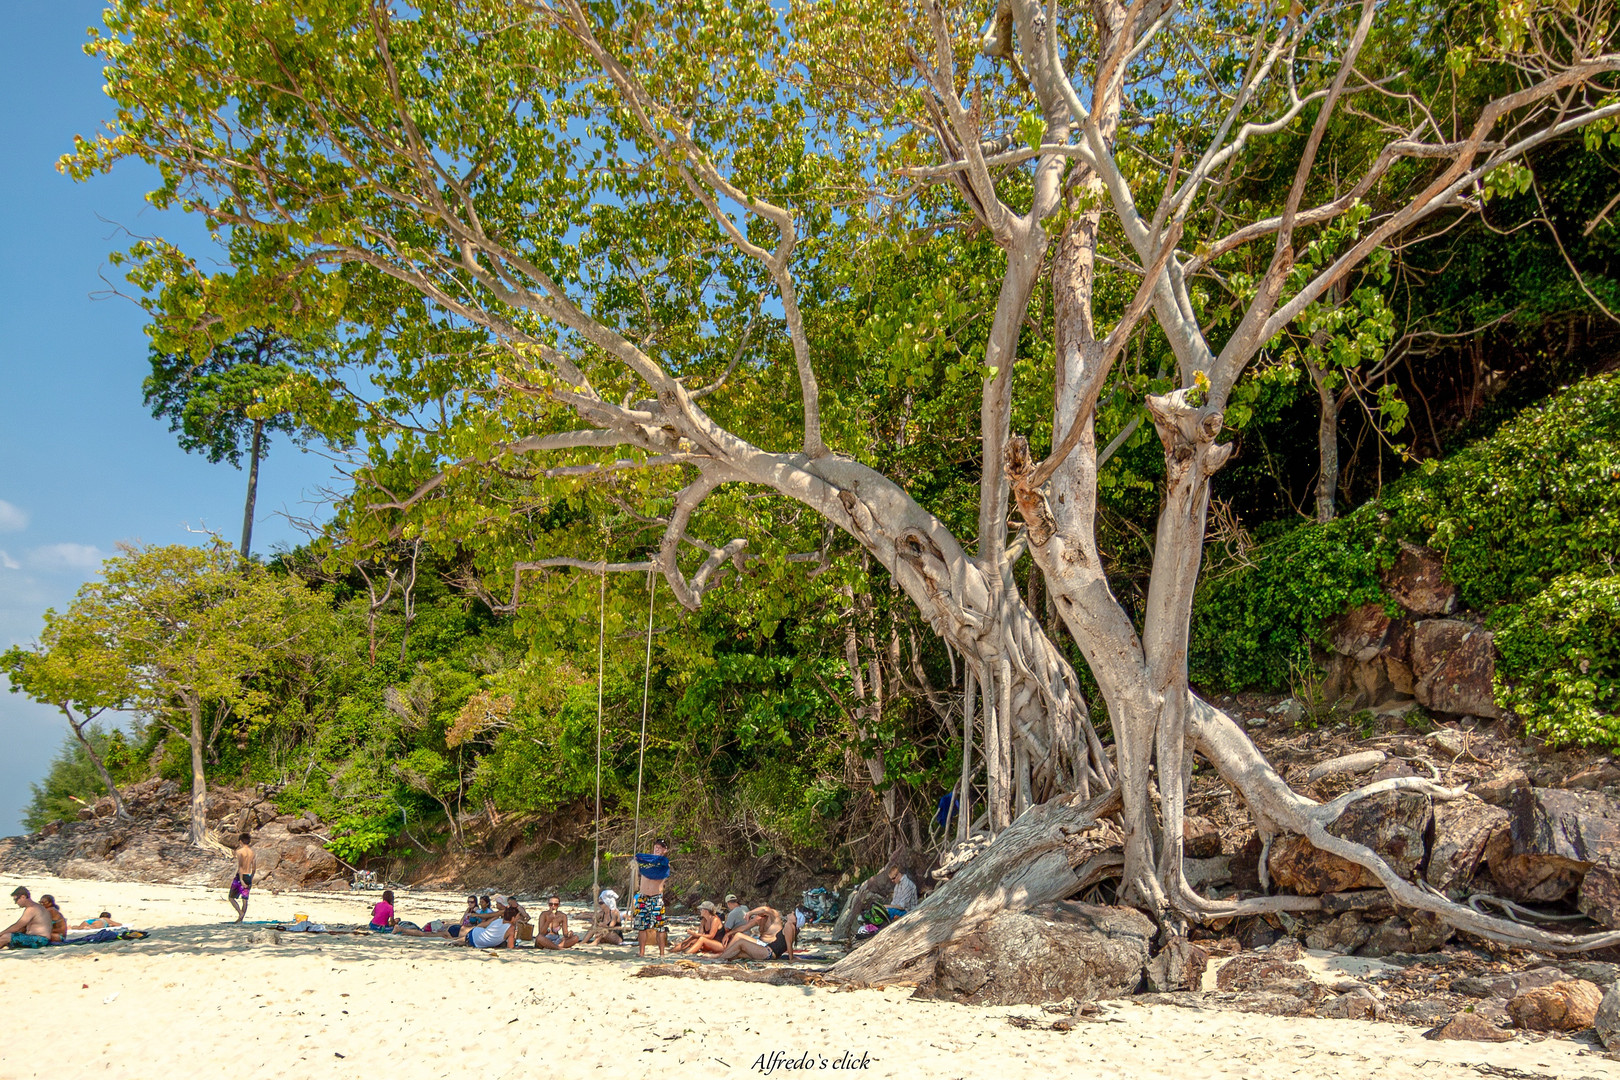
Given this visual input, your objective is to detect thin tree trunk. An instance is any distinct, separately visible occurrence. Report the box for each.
[240,418,263,559]
[1302,359,1341,524]
[186,695,209,846]
[61,706,129,820]
[956,670,975,844]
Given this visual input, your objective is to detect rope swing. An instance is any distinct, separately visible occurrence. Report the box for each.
[589,563,659,924]
[629,569,657,896]
[591,564,606,915]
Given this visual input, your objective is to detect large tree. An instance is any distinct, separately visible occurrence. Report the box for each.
[9,542,324,844]
[145,327,317,559]
[70,0,1620,962]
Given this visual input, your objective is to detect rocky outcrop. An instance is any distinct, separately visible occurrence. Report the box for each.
[1595,983,1620,1051]
[1579,864,1620,929]
[1383,542,1458,616]
[1314,546,1517,719]
[1427,797,1510,895]
[928,901,1152,1006]
[0,781,344,892]
[1413,619,1504,719]
[1482,786,1620,903]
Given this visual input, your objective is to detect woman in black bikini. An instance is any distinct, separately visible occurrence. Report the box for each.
[712,905,795,962]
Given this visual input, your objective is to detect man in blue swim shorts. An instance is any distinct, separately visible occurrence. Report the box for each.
[1,886,54,948]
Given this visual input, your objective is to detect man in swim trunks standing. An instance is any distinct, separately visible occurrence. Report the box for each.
[1,886,54,948]
[633,838,671,957]
[228,833,256,923]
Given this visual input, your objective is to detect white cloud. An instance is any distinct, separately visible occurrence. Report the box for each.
[25,543,106,573]
[0,500,27,533]
[0,550,18,571]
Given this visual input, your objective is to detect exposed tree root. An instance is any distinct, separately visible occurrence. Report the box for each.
[826,788,1127,985]
[824,696,1620,988]
[1187,696,1620,952]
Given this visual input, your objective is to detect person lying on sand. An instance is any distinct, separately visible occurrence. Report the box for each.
[1,886,55,949]
[712,905,796,962]
[671,901,726,955]
[38,895,68,942]
[534,895,578,949]
[73,911,117,929]
[456,902,520,949]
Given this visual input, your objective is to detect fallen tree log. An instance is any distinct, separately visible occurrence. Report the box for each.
[826,788,1125,985]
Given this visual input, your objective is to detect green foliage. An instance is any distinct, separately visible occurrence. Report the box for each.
[1190,512,1387,691]
[1194,372,1620,749]
[1495,574,1620,749]
[1380,371,1620,609]
[24,726,136,831]
[144,328,319,467]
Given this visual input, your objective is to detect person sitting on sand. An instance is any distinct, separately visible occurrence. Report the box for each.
[38,895,68,942]
[720,894,749,943]
[534,894,578,950]
[459,902,520,949]
[596,888,621,928]
[72,911,117,930]
[886,866,918,919]
[712,905,796,963]
[228,833,256,923]
[370,890,397,933]
[1,886,54,949]
[671,900,726,955]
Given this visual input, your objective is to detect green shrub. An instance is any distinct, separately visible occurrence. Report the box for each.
[1494,573,1620,750]
[1190,512,1388,691]
[1192,372,1620,703]
[1381,371,1620,609]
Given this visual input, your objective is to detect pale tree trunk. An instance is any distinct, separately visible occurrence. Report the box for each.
[60,705,130,820]
[240,417,263,559]
[185,693,209,846]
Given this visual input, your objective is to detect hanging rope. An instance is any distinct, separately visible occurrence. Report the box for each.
[631,569,657,864]
[591,564,606,916]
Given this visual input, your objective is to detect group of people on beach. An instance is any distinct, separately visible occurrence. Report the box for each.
[213,830,920,963]
[2,886,117,948]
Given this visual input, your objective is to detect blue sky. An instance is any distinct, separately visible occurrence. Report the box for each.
[0,1,343,830]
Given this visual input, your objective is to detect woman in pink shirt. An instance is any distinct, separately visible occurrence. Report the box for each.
[370,890,396,933]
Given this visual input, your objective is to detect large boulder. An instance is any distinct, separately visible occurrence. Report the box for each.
[1382,542,1458,616]
[1412,619,1503,718]
[1328,603,1393,660]
[1427,797,1510,895]
[1514,786,1620,863]
[1595,983,1620,1051]
[1507,979,1603,1032]
[1485,786,1620,903]
[1268,790,1432,895]
[1579,864,1620,929]
[261,839,342,889]
[929,901,1152,1006]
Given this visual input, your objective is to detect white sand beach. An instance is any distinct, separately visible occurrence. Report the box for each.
[0,873,1614,1080]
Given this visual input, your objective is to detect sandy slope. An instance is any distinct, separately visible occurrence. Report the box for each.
[0,873,1614,1080]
